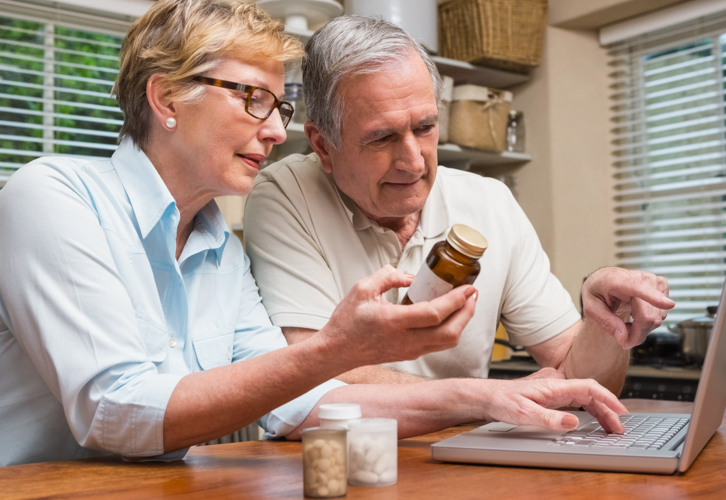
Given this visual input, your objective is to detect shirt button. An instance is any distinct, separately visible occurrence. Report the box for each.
[168,338,177,348]
[227,346,233,361]
[390,258,399,266]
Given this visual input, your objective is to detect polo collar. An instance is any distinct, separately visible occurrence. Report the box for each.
[327,166,451,238]
[418,172,450,239]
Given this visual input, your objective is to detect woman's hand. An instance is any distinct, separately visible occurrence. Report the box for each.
[315,265,477,370]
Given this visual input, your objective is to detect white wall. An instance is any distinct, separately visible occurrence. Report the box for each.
[513,26,616,306]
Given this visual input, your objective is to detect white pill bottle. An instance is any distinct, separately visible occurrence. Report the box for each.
[347,418,398,487]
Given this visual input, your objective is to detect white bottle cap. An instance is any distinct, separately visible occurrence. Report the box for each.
[319,403,362,420]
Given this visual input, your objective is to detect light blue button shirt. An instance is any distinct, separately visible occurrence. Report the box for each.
[0,139,343,467]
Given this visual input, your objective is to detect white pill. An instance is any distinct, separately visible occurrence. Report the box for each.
[313,439,326,448]
[373,453,390,475]
[379,469,397,484]
[318,458,331,471]
[320,444,333,459]
[317,486,330,496]
[353,470,379,484]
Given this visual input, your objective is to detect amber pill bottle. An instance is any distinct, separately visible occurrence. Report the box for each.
[401,224,488,305]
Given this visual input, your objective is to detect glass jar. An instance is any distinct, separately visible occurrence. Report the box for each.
[506,110,525,153]
[302,427,347,498]
[347,418,397,487]
[401,224,488,305]
[284,83,307,124]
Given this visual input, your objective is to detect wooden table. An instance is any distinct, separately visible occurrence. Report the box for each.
[2,400,725,499]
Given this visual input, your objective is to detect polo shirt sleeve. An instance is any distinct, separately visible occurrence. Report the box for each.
[243,171,341,331]
[0,161,185,460]
[498,186,581,347]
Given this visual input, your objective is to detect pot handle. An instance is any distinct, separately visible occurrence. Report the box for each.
[667,323,679,334]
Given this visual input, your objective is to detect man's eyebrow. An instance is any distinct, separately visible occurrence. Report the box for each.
[360,114,440,143]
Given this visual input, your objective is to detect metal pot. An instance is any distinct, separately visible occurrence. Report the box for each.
[669,308,716,364]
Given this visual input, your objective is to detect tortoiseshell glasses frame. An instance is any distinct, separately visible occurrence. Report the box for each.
[192,75,294,128]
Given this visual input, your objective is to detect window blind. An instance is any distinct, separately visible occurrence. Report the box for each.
[608,12,726,327]
[0,5,125,186]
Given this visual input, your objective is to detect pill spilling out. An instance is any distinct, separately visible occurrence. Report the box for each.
[302,428,347,498]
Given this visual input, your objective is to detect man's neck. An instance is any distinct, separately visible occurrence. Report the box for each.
[367,211,421,250]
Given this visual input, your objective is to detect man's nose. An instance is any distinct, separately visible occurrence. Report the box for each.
[395,134,425,174]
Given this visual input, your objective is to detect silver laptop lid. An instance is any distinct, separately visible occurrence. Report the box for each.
[677,278,726,472]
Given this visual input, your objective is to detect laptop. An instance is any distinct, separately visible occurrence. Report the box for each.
[431,281,726,474]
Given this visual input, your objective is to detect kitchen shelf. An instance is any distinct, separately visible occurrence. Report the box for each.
[437,144,531,167]
[286,121,306,141]
[283,28,530,89]
[431,56,530,89]
[284,123,530,168]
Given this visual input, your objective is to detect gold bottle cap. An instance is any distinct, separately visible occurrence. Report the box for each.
[447,224,488,259]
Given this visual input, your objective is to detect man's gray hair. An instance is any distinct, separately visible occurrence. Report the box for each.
[302,15,443,150]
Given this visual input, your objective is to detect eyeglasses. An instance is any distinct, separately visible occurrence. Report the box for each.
[193,75,294,129]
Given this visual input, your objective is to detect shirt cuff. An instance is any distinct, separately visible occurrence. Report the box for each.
[122,448,188,462]
[260,378,347,439]
[268,312,330,331]
[99,372,185,457]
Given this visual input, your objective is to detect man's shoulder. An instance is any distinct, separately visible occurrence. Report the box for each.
[435,166,515,204]
[254,153,327,189]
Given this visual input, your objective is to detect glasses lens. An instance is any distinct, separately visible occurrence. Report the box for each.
[279,102,294,129]
[247,87,276,120]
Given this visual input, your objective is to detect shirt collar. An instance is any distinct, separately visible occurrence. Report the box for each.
[418,171,450,239]
[326,163,451,238]
[112,138,229,265]
[112,138,176,239]
[185,202,230,266]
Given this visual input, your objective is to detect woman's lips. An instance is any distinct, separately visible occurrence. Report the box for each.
[238,153,265,170]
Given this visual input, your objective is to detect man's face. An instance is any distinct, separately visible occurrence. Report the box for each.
[323,51,439,222]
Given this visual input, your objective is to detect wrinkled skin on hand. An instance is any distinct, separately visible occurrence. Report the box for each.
[318,265,477,369]
[482,377,629,434]
[582,268,674,349]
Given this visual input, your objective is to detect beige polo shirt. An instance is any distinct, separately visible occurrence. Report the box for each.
[243,153,580,379]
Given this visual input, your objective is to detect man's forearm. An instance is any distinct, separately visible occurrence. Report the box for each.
[283,326,427,384]
[562,320,630,395]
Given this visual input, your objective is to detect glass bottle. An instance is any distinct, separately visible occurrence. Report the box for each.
[401,224,488,305]
[506,110,525,153]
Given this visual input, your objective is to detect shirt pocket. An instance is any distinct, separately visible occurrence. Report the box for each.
[193,331,234,370]
[137,319,168,363]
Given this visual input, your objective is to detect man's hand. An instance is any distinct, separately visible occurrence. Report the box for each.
[315,265,477,370]
[582,267,674,350]
[520,367,566,381]
[480,378,629,434]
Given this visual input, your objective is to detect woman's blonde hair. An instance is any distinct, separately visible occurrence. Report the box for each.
[113,0,303,148]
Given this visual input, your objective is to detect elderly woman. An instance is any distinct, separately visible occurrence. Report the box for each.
[0,0,626,467]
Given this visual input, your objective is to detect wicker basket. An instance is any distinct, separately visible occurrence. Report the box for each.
[438,0,548,73]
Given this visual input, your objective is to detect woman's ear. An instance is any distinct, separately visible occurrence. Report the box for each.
[305,121,335,173]
[146,73,177,130]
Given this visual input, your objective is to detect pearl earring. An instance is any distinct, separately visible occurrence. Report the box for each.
[165,117,177,129]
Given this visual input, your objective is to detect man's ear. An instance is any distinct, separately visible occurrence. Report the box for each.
[305,121,335,173]
[146,73,177,130]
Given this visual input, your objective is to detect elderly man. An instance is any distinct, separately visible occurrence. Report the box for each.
[243,16,673,394]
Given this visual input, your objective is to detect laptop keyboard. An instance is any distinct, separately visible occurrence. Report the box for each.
[551,415,689,450]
